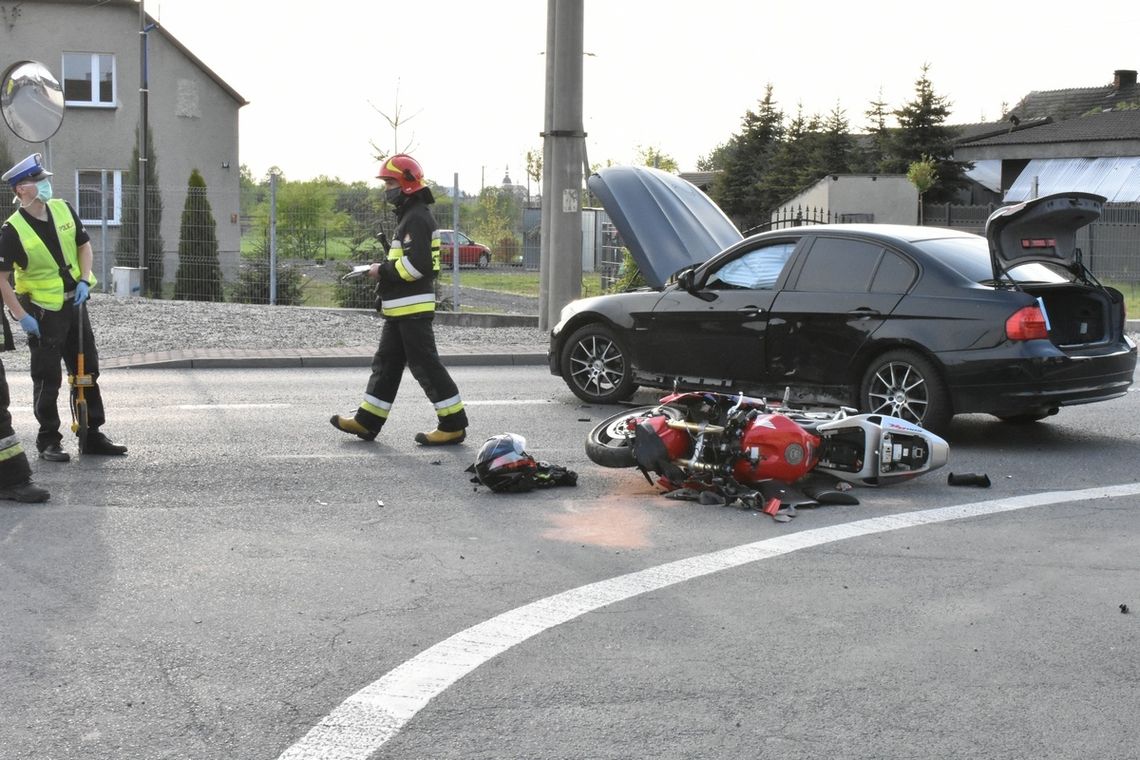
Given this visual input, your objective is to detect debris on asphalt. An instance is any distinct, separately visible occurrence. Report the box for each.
[947,472,991,487]
[1121,604,1130,614]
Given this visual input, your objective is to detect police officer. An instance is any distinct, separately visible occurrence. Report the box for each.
[331,154,468,445]
[0,153,127,462]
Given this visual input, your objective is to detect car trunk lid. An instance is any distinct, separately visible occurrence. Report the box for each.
[984,192,1105,280]
[587,166,742,288]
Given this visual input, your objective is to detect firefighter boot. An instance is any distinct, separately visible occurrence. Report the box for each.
[414,428,466,446]
[330,415,379,441]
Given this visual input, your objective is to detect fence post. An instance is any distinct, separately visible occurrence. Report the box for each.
[269,171,278,306]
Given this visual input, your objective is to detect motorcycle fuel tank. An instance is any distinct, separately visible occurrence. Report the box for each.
[732,413,819,484]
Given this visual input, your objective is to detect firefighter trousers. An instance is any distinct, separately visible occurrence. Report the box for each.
[355,316,468,433]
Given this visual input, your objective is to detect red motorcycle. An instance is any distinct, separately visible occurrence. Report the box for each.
[586,392,949,505]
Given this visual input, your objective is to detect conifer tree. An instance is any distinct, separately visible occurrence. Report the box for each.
[174,169,223,301]
[114,128,165,296]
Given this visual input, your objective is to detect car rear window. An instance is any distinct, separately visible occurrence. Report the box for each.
[914,237,1073,284]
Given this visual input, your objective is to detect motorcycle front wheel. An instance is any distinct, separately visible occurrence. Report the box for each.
[585,404,683,468]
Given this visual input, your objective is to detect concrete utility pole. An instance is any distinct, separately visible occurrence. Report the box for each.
[138,0,154,288]
[538,0,585,332]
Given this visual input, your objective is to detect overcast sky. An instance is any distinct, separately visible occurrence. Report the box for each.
[151,0,1140,193]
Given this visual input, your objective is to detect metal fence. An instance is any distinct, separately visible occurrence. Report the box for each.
[69,181,543,310]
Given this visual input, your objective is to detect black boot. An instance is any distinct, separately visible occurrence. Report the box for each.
[0,480,50,503]
[85,431,128,456]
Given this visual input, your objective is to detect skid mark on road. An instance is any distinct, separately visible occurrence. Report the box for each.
[276,483,1140,760]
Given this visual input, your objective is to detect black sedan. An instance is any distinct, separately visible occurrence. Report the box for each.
[549,167,1136,434]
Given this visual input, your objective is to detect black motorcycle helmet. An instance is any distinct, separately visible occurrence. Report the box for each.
[471,433,538,493]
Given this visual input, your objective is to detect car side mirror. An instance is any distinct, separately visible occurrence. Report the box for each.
[677,268,717,302]
[678,269,696,292]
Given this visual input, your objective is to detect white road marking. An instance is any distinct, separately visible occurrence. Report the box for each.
[174,403,292,409]
[276,482,1140,759]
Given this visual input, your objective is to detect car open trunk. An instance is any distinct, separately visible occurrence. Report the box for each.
[986,192,1124,348]
[1017,282,1124,348]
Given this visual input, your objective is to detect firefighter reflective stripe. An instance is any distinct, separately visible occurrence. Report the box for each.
[380,293,435,318]
[360,394,392,420]
[433,393,465,419]
[0,434,25,462]
[395,256,423,281]
[431,230,441,273]
[388,239,423,282]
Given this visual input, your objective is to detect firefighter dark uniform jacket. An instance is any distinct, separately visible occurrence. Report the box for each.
[5,198,95,311]
[375,189,440,319]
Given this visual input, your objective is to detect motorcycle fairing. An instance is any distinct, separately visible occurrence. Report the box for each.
[815,414,950,486]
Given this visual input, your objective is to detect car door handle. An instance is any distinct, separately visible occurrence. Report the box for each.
[847,307,881,317]
[737,306,765,318]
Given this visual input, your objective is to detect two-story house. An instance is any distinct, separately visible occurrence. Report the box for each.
[0,0,246,288]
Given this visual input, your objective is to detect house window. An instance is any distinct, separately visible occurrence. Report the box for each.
[76,170,122,226]
[62,53,115,107]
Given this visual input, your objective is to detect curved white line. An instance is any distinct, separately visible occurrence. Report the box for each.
[276,483,1140,759]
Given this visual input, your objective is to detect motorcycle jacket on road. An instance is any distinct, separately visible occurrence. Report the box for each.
[375,189,440,319]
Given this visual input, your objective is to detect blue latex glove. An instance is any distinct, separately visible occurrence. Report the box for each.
[18,314,40,338]
[75,281,90,306]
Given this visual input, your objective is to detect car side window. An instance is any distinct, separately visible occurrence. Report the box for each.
[795,237,883,292]
[457,232,472,245]
[707,242,796,290]
[440,231,453,245]
[870,250,917,293]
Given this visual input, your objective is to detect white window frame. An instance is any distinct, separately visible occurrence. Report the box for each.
[62,52,116,108]
[76,170,123,226]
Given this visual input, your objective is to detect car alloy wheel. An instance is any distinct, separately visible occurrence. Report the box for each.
[859,349,951,434]
[561,324,638,404]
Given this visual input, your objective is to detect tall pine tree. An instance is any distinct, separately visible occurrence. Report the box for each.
[114,128,165,297]
[174,169,223,301]
[888,64,971,203]
[711,84,785,230]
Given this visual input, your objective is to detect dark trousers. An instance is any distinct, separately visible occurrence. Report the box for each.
[0,359,32,486]
[357,317,468,432]
[19,298,105,450]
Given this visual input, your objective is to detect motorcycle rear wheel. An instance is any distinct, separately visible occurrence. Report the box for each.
[585,404,683,468]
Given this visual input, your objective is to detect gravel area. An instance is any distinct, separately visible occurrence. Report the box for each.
[0,292,547,371]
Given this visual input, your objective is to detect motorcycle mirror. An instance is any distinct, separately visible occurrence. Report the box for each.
[1,60,65,143]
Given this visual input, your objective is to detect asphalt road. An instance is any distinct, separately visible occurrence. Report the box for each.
[2,366,1139,760]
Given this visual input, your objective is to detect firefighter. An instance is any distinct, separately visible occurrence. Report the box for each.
[0,153,127,462]
[331,153,469,445]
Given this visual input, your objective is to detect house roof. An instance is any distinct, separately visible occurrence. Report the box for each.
[1009,76,1140,121]
[958,110,1140,149]
[28,0,247,106]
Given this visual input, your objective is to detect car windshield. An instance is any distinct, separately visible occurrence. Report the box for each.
[913,236,1072,284]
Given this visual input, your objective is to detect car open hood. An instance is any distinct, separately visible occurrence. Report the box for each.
[587,166,742,288]
[984,192,1106,278]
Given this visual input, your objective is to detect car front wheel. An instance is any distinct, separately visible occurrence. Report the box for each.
[859,349,951,435]
[560,324,639,404]
[477,252,490,268]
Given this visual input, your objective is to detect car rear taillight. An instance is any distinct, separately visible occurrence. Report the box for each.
[1006,305,1049,341]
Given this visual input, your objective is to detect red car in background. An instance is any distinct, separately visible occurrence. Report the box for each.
[439,229,492,268]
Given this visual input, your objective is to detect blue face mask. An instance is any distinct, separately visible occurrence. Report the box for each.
[384,186,403,205]
[34,179,52,202]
